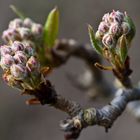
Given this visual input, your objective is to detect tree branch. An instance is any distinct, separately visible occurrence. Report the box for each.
[23,79,140,140]
[50,39,113,97]
[60,88,140,139]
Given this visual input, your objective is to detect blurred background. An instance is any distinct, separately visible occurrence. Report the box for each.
[0,0,140,140]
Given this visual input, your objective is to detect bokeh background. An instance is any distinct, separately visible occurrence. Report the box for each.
[0,0,140,140]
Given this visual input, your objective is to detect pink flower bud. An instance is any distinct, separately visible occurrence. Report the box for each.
[23,42,35,57]
[10,64,27,80]
[2,28,20,43]
[26,56,40,72]
[11,41,25,52]
[102,34,115,47]
[31,23,43,37]
[102,13,110,23]
[109,23,121,36]
[0,54,15,70]
[0,45,12,56]
[23,18,33,28]
[18,27,31,39]
[9,18,23,29]
[14,51,27,64]
[98,22,109,33]
[109,10,124,23]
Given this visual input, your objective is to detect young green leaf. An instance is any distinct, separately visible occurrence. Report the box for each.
[88,25,102,55]
[124,14,136,43]
[43,7,59,48]
[10,5,25,20]
[118,35,128,64]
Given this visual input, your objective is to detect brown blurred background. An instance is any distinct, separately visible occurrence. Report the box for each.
[0,0,140,140]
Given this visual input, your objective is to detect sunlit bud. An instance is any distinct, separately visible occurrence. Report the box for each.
[2,28,20,43]
[11,41,24,52]
[0,54,15,70]
[0,45,12,56]
[98,21,109,33]
[121,22,130,34]
[26,56,40,72]
[109,23,121,36]
[3,73,23,90]
[14,51,27,64]
[10,64,27,80]
[9,18,23,29]
[31,23,43,37]
[23,18,33,28]
[102,34,115,47]
[18,27,31,39]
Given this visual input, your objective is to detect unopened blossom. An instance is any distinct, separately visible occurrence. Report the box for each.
[98,21,109,34]
[95,10,134,48]
[26,56,40,72]
[0,40,44,91]
[3,73,23,90]
[11,41,24,52]
[2,18,43,43]
[9,18,23,29]
[0,54,15,70]
[0,45,12,56]
[18,27,31,39]
[31,23,43,37]
[14,51,27,64]
[102,34,115,47]
[10,64,28,80]
[23,18,33,28]
[2,28,20,43]
[121,22,130,34]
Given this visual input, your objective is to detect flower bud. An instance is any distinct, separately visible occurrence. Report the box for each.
[24,44,35,57]
[95,30,103,40]
[102,34,115,47]
[109,23,121,36]
[14,51,27,64]
[0,45,12,56]
[121,22,130,34]
[31,23,43,37]
[0,54,15,70]
[10,64,27,80]
[23,18,33,28]
[102,13,110,23]
[2,28,20,43]
[11,41,25,52]
[3,73,23,90]
[109,10,124,23]
[18,27,31,39]
[98,22,109,33]
[9,18,23,29]
[26,56,40,72]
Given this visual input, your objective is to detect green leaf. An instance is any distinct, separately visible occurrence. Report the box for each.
[88,25,102,55]
[43,7,59,48]
[118,35,128,64]
[10,5,25,20]
[124,14,136,43]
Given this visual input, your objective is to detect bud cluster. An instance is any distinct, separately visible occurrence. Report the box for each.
[0,41,44,91]
[2,18,43,43]
[96,10,131,48]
